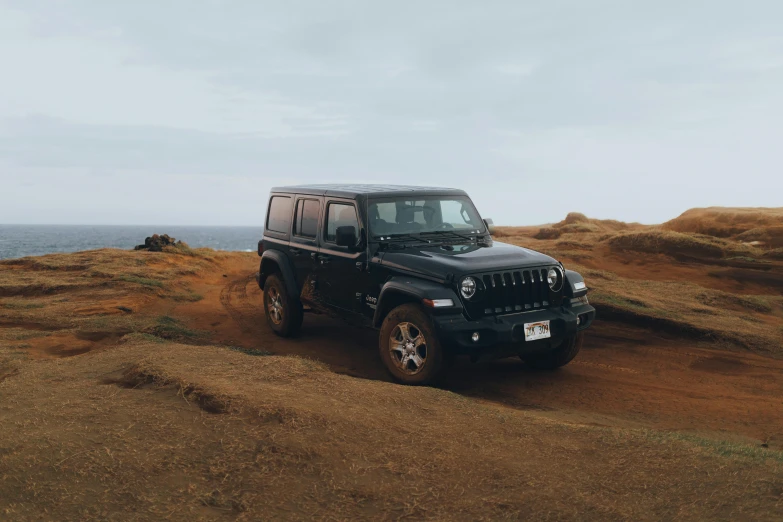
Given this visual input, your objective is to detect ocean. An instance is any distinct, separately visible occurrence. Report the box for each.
[0,225,263,260]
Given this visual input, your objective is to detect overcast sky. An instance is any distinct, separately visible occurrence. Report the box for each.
[1,1,782,226]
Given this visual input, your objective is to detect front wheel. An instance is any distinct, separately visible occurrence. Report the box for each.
[522,333,583,370]
[379,304,444,385]
[263,274,303,337]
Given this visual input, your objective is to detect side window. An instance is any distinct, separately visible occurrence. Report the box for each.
[293,199,320,239]
[325,203,359,242]
[266,196,293,234]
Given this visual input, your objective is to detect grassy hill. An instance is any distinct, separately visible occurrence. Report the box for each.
[2,209,783,519]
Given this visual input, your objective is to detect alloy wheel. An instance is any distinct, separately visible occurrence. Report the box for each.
[389,322,428,375]
[266,287,283,325]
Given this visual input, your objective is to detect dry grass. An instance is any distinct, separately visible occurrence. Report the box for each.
[663,207,783,238]
[0,248,216,298]
[604,229,761,259]
[492,225,540,239]
[149,315,204,341]
[735,225,783,248]
[587,281,782,354]
[498,213,783,356]
[1,339,781,520]
[695,291,778,314]
[534,227,563,240]
[117,274,165,287]
[0,299,46,310]
[0,248,230,336]
[493,212,640,241]
[764,248,783,260]
[1,221,783,519]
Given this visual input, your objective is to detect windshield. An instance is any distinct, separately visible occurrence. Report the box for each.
[368,196,486,238]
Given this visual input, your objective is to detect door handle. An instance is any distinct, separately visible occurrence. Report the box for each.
[318,255,330,265]
[290,247,301,256]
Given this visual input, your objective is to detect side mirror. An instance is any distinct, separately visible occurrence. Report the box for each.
[335,225,358,248]
[483,218,496,235]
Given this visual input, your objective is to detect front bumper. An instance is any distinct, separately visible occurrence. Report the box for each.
[432,303,595,359]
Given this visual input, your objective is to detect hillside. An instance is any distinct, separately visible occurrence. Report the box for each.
[662,207,783,242]
[1,212,783,520]
[496,208,783,357]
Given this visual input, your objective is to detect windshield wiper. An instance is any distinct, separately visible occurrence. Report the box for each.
[376,233,432,245]
[419,230,477,242]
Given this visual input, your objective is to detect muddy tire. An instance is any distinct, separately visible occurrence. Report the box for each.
[523,333,583,370]
[379,304,444,385]
[263,274,303,337]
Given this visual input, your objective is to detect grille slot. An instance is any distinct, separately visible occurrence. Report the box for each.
[478,267,558,316]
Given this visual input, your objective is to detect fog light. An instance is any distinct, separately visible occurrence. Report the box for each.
[577,316,582,326]
[471,332,480,343]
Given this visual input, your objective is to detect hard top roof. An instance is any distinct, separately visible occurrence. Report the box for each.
[270,184,467,198]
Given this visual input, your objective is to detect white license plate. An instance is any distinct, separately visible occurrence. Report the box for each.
[524,320,551,341]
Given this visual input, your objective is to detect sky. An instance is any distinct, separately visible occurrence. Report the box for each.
[1,0,782,226]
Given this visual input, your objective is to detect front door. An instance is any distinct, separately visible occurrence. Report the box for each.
[289,195,322,306]
[315,198,368,315]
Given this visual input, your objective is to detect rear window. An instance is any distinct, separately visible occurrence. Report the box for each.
[294,199,320,239]
[266,196,293,234]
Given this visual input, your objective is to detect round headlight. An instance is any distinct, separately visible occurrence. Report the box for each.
[460,277,477,299]
[547,267,563,292]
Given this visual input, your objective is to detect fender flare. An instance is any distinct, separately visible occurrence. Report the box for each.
[259,250,299,298]
[372,276,462,328]
[564,269,588,298]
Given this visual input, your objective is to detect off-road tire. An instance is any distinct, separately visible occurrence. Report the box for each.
[379,304,444,385]
[523,332,583,370]
[263,274,303,337]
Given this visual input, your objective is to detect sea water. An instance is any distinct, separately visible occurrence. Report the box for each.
[0,225,262,260]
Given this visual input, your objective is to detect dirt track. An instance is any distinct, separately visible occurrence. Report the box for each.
[206,263,783,450]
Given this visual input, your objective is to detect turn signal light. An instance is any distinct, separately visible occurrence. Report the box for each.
[423,299,454,308]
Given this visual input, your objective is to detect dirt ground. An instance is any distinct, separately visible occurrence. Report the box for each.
[1,210,782,520]
[211,257,783,448]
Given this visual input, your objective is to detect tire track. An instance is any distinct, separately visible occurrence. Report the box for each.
[219,273,264,335]
[217,272,387,379]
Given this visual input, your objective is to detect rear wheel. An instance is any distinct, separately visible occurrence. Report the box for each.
[379,304,444,385]
[523,333,583,370]
[263,274,303,337]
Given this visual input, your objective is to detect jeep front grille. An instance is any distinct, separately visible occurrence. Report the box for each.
[473,268,562,317]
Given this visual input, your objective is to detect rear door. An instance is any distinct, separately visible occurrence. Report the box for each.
[289,195,322,304]
[263,193,294,261]
[314,198,369,314]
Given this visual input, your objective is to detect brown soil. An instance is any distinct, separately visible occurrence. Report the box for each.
[1,214,783,520]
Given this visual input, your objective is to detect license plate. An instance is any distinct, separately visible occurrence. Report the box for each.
[524,320,551,341]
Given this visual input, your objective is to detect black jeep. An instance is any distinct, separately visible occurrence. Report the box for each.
[257,184,595,384]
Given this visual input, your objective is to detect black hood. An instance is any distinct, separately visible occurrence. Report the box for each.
[378,241,557,280]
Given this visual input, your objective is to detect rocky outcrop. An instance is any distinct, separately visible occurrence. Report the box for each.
[134,234,184,252]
